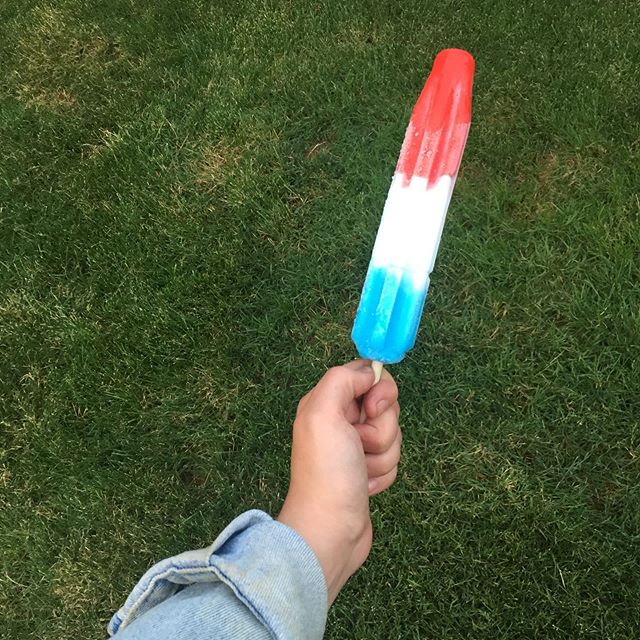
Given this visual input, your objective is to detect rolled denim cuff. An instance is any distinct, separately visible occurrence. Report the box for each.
[108,509,327,639]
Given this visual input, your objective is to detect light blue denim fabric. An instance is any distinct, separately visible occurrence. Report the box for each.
[109,510,327,639]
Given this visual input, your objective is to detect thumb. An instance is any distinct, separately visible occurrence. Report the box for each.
[311,361,376,412]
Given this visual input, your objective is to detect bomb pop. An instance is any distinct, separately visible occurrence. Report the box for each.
[352,49,474,373]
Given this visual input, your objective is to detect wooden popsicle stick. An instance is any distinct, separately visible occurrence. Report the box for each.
[372,360,384,384]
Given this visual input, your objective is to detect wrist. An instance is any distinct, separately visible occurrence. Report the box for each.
[277,494,371,604]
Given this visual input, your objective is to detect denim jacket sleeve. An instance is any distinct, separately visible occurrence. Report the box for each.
[108,510,328,640]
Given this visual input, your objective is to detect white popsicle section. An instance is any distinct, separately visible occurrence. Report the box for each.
[369,174,454,288]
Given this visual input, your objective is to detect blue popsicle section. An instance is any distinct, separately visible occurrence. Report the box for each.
[351,266,429,363]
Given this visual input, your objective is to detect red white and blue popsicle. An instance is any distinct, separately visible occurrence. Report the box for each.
[352,49,475,377]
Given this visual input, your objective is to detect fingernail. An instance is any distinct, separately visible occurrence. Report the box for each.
[376,399,389,415]
[368,478,377,493]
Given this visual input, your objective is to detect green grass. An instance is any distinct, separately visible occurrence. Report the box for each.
[1,0,639,637]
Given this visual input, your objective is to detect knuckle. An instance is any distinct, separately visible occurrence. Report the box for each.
[307,412,326,429]
[324,366,347,385]
[392,440,402,464]
[296,392,311,416]
[374,464,398,492]
[369,437,386,455]
[383,434,394,453]
[293,413,322,437]
[385,428,398,451]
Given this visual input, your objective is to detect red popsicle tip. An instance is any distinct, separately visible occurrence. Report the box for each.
[396,49,475,187]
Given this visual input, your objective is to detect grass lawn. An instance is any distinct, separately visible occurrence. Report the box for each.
[1,0,639,637]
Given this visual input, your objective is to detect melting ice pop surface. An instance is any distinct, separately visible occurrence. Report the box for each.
[352,49,474,363]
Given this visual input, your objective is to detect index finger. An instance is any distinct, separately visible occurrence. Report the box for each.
[362,369,398,419]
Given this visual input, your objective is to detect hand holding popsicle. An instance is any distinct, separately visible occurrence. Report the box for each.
[353,49,475,367]
[278,361,401,603]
